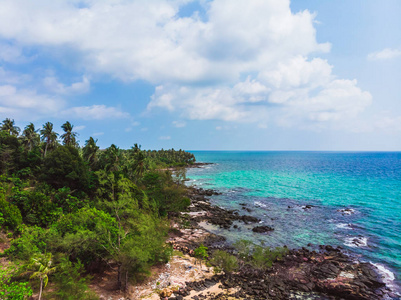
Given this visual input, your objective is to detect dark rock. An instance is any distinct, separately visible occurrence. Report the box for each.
[252,225,274,233]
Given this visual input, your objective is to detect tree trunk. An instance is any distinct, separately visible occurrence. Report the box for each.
[38,278,43,300]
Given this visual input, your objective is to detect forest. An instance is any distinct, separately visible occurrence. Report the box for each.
[0,118,195,299]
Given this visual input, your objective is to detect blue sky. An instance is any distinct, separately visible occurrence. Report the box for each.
[0,0,400,150]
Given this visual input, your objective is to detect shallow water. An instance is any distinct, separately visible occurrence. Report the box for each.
[187,151,401,288]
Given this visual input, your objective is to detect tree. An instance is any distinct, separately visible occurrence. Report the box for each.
[21,123,40,151]
[101,144,121,173]
[41,146,90,191]
[61,121,78,147]
[82,137,99,167]
[40,122,58,157]
[1,118,20,136]
[28,253,56,300]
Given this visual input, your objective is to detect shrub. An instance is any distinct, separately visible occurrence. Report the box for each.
[52,257,98,300]
[0,196,22,230]
[210,250,238,275]
[251,246,289,270]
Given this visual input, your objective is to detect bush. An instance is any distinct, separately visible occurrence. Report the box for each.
[251,246,289,270]
[0,195,22,230]
[5,226,50,260]
[8,190,61,227]
[194,244,208,265]
[210,250,238,275]
[52,257,98,300]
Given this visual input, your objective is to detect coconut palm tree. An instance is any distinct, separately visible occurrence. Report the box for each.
[28,253,56,300]
[60,121,78,147]
[21,123,40,151]
[83,136,99,167]
[1,118,20,136]
[40,122,58,157]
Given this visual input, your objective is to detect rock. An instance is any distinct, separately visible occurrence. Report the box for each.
[252,225,274,233]
[160,288,173,298]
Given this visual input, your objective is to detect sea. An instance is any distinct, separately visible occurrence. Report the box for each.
[186,151,401,291]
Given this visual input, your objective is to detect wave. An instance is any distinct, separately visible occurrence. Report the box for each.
[371,263,396,290]
[344,236,368,248]
[254,201,267,208]
[336,223,353,230]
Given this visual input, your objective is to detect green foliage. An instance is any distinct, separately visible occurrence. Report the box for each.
[53,187,86,214]
[41,146,90,191]
[144,148,195,167]
[0,194,22,230]
[142,171,190,216]
[52,257,98,300]
[5,226,50,260]
[194,244,208,261]
[8,190,61,227]
[233,239,253,261]
[28,252,56,300]
[210,250,238,275]
[0,279,33,300]
[0,118,198,295]
[54,207,118,264]
[0,132,24,175]
[250,245,289,270]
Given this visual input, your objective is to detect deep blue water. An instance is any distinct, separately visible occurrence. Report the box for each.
[186,151,401,289]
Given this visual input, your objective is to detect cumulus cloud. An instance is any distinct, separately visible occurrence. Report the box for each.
[0,84,63,120]
[0,0,371,129]
[367,48,401,61]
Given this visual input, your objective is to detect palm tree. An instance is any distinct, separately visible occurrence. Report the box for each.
[1,118,20,136]
[104,144,121,173]
[61,121,78,147]
[40,122,58,157]
[21,123,40,151]
[83,137,99,167]
[28,253,56,300]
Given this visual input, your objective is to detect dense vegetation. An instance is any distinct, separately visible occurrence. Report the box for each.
[0,118,195,299]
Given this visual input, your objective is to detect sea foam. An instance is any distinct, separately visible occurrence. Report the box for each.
[344,236,368,248]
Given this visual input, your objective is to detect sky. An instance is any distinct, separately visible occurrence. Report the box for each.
[0,0,400,151]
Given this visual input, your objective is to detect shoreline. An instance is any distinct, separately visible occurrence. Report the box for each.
[114,164,399,300]
[174,186,398,299]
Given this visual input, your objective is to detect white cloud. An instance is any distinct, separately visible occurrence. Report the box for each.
[159,136,171,140]
[367,48,401,61]
[172,120,186,128]
[92,132,104,136]
[0,0,370,130]
[43,76,90,94]
[61,105,130,120]
[0,42,27,63]
[0,84,63,120]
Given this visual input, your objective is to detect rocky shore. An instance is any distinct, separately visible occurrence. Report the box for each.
[163,186,398,300]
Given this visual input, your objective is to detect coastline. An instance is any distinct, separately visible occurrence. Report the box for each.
[99,163,400,300]
[129,183,398,300]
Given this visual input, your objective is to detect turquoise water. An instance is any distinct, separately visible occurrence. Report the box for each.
[187,151,401,286]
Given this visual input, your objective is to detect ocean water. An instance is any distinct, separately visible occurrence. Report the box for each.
[186,151,401,288]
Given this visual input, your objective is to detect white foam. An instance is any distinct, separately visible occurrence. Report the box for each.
[344,236,368,248]
[336,223,353,230]
[371,263,396,289]
[254,201,267,208]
